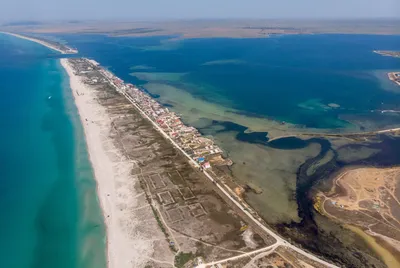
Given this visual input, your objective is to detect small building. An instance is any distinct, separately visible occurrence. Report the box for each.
[202,162,211,169]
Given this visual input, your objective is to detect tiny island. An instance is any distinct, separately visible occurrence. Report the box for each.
[373,50,400,58]
[373,50,400,86]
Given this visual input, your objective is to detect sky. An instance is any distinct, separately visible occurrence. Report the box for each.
[1,0,399,21]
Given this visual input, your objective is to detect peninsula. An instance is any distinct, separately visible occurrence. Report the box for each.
[374,50,400,58]
[7,32,339,268]
[1,31,78,54]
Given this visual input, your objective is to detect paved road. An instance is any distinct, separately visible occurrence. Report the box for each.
[96,59,339,268]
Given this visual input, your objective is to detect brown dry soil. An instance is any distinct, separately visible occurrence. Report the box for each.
[319,167,400,267]
[3,19,400,39]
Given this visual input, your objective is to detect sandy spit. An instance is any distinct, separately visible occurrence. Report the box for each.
[60,58,156,268]
[0,31,66,54]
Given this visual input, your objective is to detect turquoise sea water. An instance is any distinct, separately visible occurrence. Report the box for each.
[0,34,106,268]
[58,34,400,130]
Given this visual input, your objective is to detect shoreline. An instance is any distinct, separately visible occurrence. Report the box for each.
[1,32,65,54]
[374,50,400,58]
[2,31,113,267]
[60,58,147,268]
[60,59,112,266]
[0,31,78,54]
[318,167,400,267]
[4,32,115,267]
[3,32,114,266]
[345,225,400,268]
[61,58,165,268]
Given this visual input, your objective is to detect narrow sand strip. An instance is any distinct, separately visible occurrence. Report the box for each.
[61,58,156,268]
[0,32,67,54]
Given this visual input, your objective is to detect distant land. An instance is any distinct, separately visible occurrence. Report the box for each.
[373,51,400,86]
[1,19,400,39]
[374,50,400,58]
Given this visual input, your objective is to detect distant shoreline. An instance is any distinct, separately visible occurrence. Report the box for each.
[0,31,78,54]
[373,50,400,58]
[3,19,400,39]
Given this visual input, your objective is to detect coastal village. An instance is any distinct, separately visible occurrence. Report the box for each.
[73,58,232,170]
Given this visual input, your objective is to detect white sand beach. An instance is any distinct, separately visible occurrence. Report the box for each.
[61,59,171,268]
[1,32,67,54]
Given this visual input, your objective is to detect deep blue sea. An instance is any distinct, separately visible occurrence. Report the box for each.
[0,34,106,268]
[56,33,400,130]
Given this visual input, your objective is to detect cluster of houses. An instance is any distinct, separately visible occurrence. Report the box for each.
[78,58,231,169]
[124,86,228,169]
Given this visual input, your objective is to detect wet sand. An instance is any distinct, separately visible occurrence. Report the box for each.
[346,225,400,268]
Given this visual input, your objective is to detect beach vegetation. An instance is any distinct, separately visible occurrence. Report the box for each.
[140,178,178,252]
[174,251,194,268]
